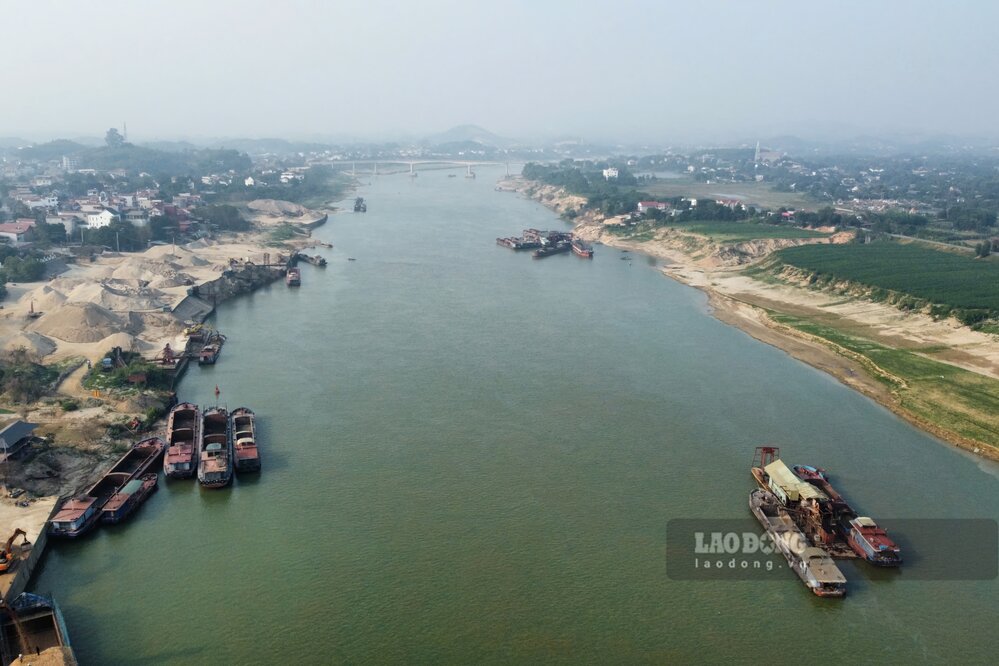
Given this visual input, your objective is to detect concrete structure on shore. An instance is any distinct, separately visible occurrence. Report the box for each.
[0,494,59,604]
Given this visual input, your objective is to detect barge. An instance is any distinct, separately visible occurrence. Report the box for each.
[571,238,594,258]
[286,267,301,287]
[0,592,76,665]
[533,241,572,258]
[101,473,158,524]
[354,197,367,212]
[50,438,164,537]
[792,464,902,566]
[198,407,233,489]
[750,489,847,597]
[231,407,261,473]
[165,402,200,478]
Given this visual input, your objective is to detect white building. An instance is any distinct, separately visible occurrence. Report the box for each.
[602,168,619,180]
[244,176,255,187]
[86,208,120,229]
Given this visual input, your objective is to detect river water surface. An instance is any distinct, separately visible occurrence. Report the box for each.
[33,167,999,663]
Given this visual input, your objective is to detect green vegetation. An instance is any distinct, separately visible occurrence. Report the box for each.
[776,242,999,324]
[269,222,303,242]
[82,351,173,392]
[0,255,46,282]
[639,179,815,211]
[675,221,829,243]
[193,204,250,231]
[222,165,349,209]
[0,348,58,403]
[771,312,999,450]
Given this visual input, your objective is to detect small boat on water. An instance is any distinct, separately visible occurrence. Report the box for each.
[50,438,165,537]
[0,592,76,665]
[165,402,200,478]
[286,267,301,287]
[101,473,158,524]
[231,407,260,473]
[354,197,367,212]
[749,489,847,597]
[198,407,233,488]
[847,516,903,566]
[571,237,594,258]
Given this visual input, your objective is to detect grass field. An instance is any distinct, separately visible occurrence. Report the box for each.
[640,178,817,210]
[777,242,999,313]
[771,312,999,450]
[675,221,829,243]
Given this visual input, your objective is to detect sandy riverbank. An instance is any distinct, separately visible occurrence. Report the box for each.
[499,176,999,462]
[0,202,332,495]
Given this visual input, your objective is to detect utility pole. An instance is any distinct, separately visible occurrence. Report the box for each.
[115,231,120,253]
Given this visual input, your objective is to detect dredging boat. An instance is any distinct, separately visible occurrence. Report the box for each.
[165,402,200,478]
[749,489,847,597]
[101,473,158,524]
[198,339,222,365]
[198,407,233,489]
[792,465,902,566]
[533,241,572,258]
[231,407,261,473]
[286,267,301,287]
[50,438,165,537]
[571,237,594,258]
[0,592,76,665]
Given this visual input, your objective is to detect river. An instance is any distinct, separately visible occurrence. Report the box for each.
[32,166,999,664]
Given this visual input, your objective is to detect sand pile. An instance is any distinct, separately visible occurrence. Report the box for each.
[95,331,154,353]
[64,282,169,311]
[29,302,125,343]
[126,311,186,338]
[2,331,57,356]
[247,199,308,217]
[24,284,67,311]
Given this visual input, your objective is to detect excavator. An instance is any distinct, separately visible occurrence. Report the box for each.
[0,529,30,573]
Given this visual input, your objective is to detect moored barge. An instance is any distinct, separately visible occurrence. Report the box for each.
[533,241,572,258]
[0,592,76,665]
[749,489,847,597]
[101,473,159,524]
[571,238,594,258]
[198,407,233,488]
[231,407,261,473]
[50,438,165,537]
[165,402,200,478]
[286,267,301,287]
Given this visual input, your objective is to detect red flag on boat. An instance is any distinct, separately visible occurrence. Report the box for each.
[214,385,220,398]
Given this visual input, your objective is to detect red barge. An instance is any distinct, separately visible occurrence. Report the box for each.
[50,438,164,537]
[231,407,261,473]
[165,402,200,478]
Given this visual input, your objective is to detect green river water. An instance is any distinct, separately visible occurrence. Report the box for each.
[33,167,999,664]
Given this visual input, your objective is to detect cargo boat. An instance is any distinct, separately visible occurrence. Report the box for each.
[165,402,200,478]
[0,592,76,666]
[101,473,158,524]
[199,341,221,365]
[198,407,233,488]
[50,438,165,537]
[496,237,541,250]
[792,464,902,566]
[286,267,301,287]
[533,241,572,258]
[231,407,261,473]
[354,197,367,212]
[571,238,594,258]
[749,489,847,597]
[846,516,903,566]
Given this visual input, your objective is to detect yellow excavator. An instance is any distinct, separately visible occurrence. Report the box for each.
[0,529,30,573]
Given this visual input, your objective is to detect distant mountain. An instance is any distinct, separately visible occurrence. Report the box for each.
[206,137,333,155]
[423,125,517,149]
[0,137,30,149]
[139,140,201,153]
[16,139,88,161]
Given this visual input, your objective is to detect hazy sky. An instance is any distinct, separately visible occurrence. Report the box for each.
[2,0,997,143]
